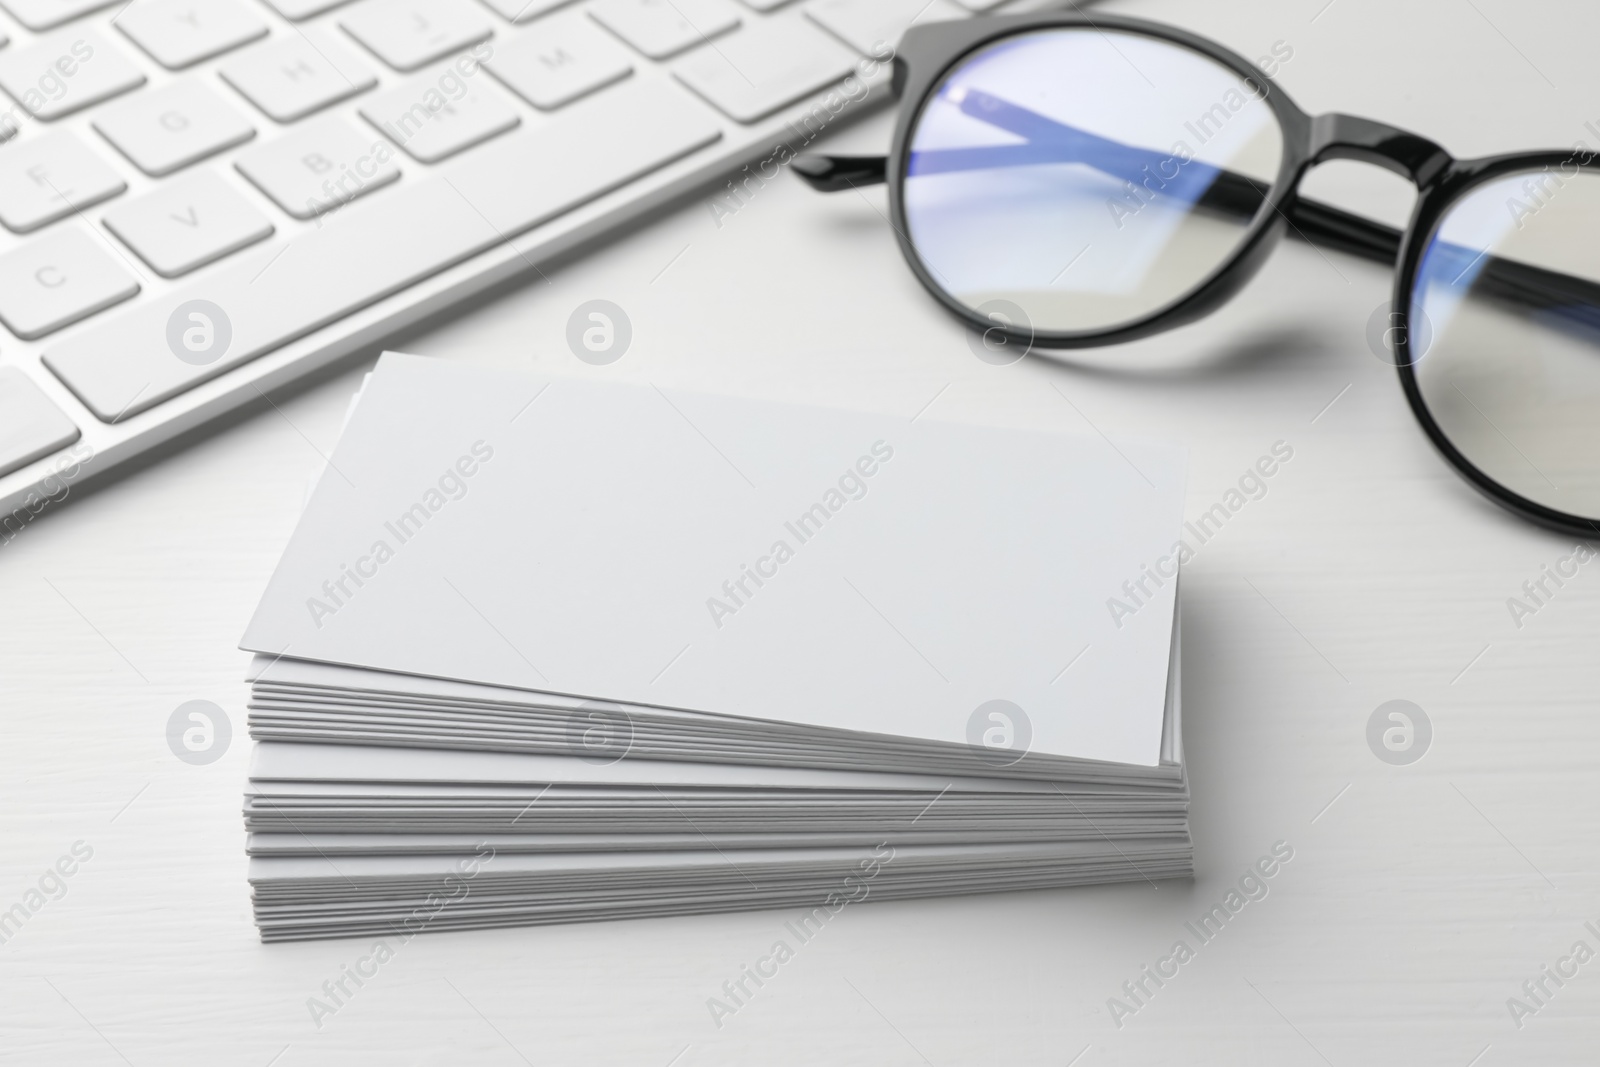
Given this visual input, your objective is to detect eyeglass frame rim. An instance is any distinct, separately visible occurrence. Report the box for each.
[1392,149,1600,538]
[884,12,1600,538]
[886,13,1311,351]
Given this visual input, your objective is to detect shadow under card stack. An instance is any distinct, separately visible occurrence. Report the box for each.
[238,353,1190,941]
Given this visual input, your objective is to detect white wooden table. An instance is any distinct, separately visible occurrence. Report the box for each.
[4,0,1599,1061]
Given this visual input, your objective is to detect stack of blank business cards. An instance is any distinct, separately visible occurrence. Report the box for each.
[239,354,1191,941]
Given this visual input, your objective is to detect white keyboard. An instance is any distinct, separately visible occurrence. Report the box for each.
[0,0,1057,525]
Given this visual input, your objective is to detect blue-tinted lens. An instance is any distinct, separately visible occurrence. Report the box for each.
[1410,168,1600,518]
[903,29,1284,336]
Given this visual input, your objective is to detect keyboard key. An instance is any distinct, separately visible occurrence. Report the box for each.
[675,14,855,122]
[0,227,140,339]
[93,81,256,177]
[0,30,147,122]
[115,0,269,70]
[589,0,739,61]
[360,69,518,162]
[340,0,493,72]
[483,12,631,110]
[0,367,79,480]
[258,0,349,18]
[0,130,127,234]
[103,169,273,277]
[219,32,377,122]
[44,78,721,421]
[472,0,565,24]
[235,115,399,219]
[0,0,115,32]
[805,0,961,56]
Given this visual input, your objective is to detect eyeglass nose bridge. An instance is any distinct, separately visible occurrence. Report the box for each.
[1306,113,1453,189]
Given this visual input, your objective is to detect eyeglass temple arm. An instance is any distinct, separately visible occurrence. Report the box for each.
[791,151,1600,334]
[792,91,1403,269]
[789,155,888,191]
[792,148,1400,266]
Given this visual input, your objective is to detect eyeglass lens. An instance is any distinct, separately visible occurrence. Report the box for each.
[902,29,1283,336]
[1409,170,1600,521]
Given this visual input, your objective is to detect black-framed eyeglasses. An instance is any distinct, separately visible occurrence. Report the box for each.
[794,13,1600,538]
